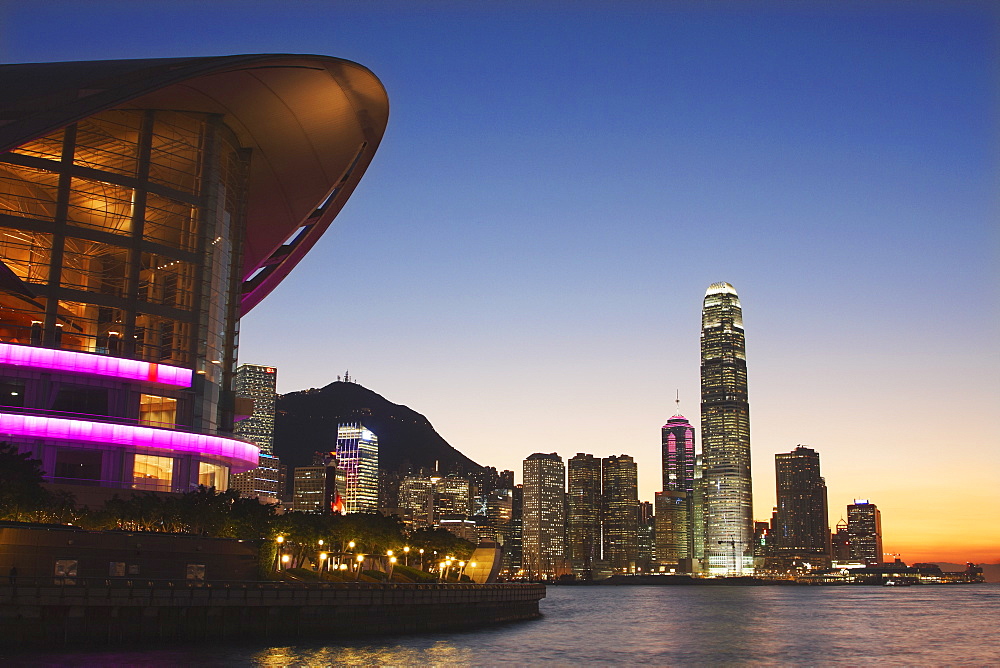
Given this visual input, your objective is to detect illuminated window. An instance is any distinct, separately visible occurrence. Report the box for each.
[139,394,177,428]
[198,462,228,490]
[133,453,174,491]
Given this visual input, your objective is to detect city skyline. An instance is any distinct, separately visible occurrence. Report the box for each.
[3,2,996,564]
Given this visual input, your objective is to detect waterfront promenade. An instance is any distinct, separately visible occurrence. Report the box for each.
[0,577,545,648]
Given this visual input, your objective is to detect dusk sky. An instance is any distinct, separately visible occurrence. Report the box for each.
[2,1,996,563]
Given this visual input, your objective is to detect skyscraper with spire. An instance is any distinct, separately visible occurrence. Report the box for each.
[656,397,696,570]
[700,282,753,573]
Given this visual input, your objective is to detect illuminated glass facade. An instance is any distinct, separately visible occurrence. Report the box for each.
[0,108,254,495]
[602,454,638,572]
[700,282,753,573]
[847,500,883,564]
[659,413,695,569]
[233,364,277,455]
[335,422,379,513]
[567,453,601,577]
[0,55,388,503]
[773,445,830,561]
[522,452,565,579]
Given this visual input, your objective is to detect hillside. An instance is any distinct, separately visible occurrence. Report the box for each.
[273,381,484,478]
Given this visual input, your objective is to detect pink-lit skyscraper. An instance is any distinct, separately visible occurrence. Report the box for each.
[656,412,695,569]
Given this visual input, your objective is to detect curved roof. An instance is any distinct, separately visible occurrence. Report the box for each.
[0,54,389,314]
[705,282,738,297]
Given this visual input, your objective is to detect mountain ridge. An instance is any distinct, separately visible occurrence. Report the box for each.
[273,381,484,481]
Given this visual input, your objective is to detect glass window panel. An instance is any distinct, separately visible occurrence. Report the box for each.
[138,252,195,309]
[144,192,197,251]
[0,163,59,222]
[0,228,51,285]
[198,462,228,490]
[54,300,127,354]
[135,312,191,365]
[139,394,177,429]
[9,128,65,162]
[67,176,133,235]
[133,453,174,491]
[73,110,141,177]
[61,238,128,297]
[149,112,204,194]
[0,294,46,345]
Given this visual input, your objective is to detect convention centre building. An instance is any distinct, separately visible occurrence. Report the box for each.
[0,55,388,504]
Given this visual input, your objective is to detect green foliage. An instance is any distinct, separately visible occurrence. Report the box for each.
[408,526,475,560]
[0,442,77,522]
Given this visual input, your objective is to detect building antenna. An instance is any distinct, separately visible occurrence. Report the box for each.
[675,389,681,414]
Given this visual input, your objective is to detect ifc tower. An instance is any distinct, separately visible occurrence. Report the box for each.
[700,282,753,573]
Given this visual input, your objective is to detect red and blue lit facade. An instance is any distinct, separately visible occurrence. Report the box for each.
[0,55,388,501]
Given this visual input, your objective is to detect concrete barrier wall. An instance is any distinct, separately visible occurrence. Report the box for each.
[0,580,546,647]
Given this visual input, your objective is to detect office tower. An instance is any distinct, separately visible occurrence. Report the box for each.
[291,452,345,513]
[701,282,753,573]
[522,453,566,579]
[831,519,851,561]
[229,364,281,499]
[659,412,696,569]
[399,475,437,528]
[602,454,639,572]
[0,55,386,508]
[234,364,277,454]
[753,520,771,559]
[637,500,655,572]
[335,422,379,513]
[567,453,602,578]
[504,484,524,576]
[847,500,883,564]
[229,453,281,500]
[691,454,706,569]
[773,445,830,568]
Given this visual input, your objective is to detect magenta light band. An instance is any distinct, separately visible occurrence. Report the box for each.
[0,343,193,388]
[0,412,259,473]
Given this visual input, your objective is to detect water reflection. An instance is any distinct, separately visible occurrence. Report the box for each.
[5,585,999,666]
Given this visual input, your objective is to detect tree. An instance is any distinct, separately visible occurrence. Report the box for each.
[0,442,55,521]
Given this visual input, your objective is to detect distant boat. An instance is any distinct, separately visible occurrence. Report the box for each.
[884,579,912,586]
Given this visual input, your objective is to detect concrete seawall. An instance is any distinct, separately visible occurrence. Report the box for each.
[0,579,546,648]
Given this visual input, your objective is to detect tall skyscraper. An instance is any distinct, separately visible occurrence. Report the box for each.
[847,500,883,564]
[229,364,281,499]
[773,445,830,568]
[234,364,278,454]
[658,411,696,570]
[567,453,602,578]
[335,422,379,513]
[700,282,753,573]
[522,453,566,579]
[602,454,639,572]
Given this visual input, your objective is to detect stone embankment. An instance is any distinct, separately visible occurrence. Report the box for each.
[0,578,546,648]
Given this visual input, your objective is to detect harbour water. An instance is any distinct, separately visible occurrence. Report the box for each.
[7,584,1000,665]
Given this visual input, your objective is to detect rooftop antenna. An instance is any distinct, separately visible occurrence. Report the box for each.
[675,389,681,415]
[344,370,351,383]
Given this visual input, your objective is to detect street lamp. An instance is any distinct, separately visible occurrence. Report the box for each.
[403,546,410,567]
[388,556,397,581]
[355,553,365,582]
[319,552,328,575]
[273,536,285,571]
[419,548,425,571]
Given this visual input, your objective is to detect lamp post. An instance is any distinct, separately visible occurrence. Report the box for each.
[388,556,397,581]
[319,552,328,576]
[355,553,365,582]
[403,546,410,567]
[419,548,425,571]
[274,536,285,572]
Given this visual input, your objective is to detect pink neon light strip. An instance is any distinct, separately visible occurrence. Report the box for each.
[0,412,259,473]
[0,343,192,388]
